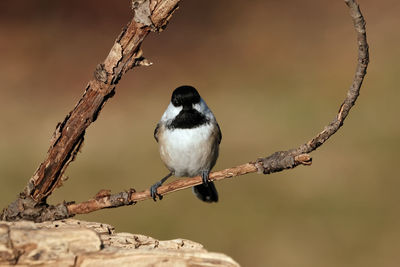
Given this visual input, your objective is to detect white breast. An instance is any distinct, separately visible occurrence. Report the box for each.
[159,124,218,177]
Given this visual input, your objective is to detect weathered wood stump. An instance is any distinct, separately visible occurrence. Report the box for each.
[0,219,239,266]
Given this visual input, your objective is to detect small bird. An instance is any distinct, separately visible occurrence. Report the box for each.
[151,85,221,202]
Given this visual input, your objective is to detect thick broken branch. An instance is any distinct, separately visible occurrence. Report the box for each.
[1,0,180,221]
[26,0,179,203]
[1,0,368,222]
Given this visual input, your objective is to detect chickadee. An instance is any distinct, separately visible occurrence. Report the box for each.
[151,85,221,202]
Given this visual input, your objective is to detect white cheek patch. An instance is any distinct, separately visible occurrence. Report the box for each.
[193,99,215,121]
[193,99,206,113]
[161,103,182,122]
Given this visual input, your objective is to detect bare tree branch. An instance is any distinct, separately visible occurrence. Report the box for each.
[1,0,180,222]
[66,159,310,215]
[1,0,368,222]
[66,0,369,217]
[26,0,180,203]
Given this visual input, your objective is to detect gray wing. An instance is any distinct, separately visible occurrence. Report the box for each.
[216,123,222,144]
[154,123,160,143]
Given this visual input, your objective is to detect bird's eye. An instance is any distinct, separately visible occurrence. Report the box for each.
[172,97,181,107]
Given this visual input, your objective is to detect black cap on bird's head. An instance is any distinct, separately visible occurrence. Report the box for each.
[171,86,201,108]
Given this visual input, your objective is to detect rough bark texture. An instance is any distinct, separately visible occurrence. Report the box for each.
[0,219,239,266]
[27,0,179,204]
[1,0,368,222]
[1,0,180,222]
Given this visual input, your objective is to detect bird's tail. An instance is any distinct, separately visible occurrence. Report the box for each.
[192,181,218,203]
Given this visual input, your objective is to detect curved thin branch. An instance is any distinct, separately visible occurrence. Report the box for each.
[66,0,369,217]
[1,0,368,222]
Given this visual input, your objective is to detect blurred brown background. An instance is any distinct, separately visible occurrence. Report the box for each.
[0,0,399,266]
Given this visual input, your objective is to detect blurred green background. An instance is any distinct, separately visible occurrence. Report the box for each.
[0,0,399,266]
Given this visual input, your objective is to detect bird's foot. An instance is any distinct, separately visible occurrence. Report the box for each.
[150,182,163,201]
[201,170,210,186]
[150,173,172,201]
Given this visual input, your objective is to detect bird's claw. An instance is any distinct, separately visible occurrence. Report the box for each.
[201,170,210,186]
[150,182,163,201]
[150,173,172,201]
